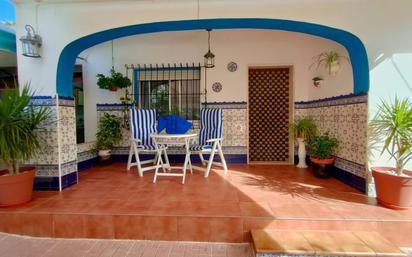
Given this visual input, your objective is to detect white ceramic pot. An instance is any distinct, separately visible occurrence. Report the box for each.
[328,60,340,76]
[296,138,308,168]
[98,149,111,157]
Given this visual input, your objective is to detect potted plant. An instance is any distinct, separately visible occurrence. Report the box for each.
[96,68,131,92]
[312,77,323,87]
[95,113,122,161]
[308,133,339,178]
[311,51,347,76]
[369,97,412,209]
[290,116,317,168]
[0,85,51,206]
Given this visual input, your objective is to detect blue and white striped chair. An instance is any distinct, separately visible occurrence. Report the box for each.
[127,108,169,177]
[189,108,228,177]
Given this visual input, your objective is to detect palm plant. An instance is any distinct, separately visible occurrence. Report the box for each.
[290,116,317,141]
[369,97,412,175]
[0,85,51,174]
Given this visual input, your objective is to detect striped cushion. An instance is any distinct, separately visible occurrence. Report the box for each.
[130,108,157,148]
[189,144,213,151]
[199,108,223,146]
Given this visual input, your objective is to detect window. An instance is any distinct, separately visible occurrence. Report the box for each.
[136,67,201,120]
[73,65,84,144]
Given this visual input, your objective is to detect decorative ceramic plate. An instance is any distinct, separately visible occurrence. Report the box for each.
[227,61,237,72]
[212,82,222,93]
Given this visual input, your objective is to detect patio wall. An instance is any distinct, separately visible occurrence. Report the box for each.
[78,29,353,143]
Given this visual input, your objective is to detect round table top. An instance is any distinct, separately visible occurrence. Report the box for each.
[150,133,197,139]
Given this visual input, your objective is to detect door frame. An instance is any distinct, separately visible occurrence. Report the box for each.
[247,65,294,164]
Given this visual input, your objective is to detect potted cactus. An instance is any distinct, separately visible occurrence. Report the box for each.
[0,85,51,206]
[369,97,412,209]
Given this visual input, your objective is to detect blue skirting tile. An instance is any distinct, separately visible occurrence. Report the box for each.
[34,172,78,191]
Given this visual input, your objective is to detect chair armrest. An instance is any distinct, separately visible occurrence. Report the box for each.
[206,138,223,143]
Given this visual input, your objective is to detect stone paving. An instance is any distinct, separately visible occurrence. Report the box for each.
[0,232,254,257]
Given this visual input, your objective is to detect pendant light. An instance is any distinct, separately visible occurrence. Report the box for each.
[204,29,215,68]
[19,25,42,58]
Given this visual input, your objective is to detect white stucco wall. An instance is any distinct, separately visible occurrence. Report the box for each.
[14,0,412,170]
[79,29,351,142]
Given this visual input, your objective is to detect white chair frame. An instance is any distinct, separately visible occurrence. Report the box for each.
[191,138,228,177]
[127,139,170,177]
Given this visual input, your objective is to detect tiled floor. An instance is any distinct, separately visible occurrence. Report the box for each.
[0,163,412,247]
[0,232,253,257]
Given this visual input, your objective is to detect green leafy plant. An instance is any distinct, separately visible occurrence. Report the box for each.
[0,84,51,174]
[96,68,131,91]
[369,97,412,175]
[308,133,339,160]
[310,51,347,75]
[289,116,317,141]
[95,113,122,150]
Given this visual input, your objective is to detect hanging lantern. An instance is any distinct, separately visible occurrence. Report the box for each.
[19,25,42,58]
[204,29,215,68]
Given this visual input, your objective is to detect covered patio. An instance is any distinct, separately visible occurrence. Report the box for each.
[1,164,411,248]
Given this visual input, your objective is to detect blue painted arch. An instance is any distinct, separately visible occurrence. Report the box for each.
[57,18,369,97]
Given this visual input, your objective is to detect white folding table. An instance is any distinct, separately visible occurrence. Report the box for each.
[150,133,197,184]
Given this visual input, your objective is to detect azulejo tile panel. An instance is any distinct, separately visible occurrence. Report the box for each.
[295,94,368,178]
[58,105,77,164]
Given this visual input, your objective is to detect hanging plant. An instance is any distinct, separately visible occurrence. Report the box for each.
[96,68,131,91]
[310,51,348,76]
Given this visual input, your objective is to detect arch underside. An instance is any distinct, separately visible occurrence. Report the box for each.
[57,18,369,97]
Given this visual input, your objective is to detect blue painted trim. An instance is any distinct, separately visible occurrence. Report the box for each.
[31,96,54,99]
[0,24,16,53]
[97,103,127,107]
[133,69,138,104]
[202,101,247,105]
[294,93,367,104]
[57,18,369,97]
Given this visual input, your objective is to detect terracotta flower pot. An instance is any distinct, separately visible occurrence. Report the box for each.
[372,166,412,210]
[0,167,35,207]
[310,156,335,165]
[109,85,118,91]
[310,157,335,179]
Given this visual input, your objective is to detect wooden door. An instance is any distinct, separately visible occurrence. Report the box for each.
[248,67,292,163]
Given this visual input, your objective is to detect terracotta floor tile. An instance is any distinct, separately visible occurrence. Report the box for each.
[177,217,211,241]
[251,230,315,255]
[210,218,243,243]
[145,216,178,241]
[239,202,274,217]
[113,215,146,239]
[353,231,407,257]
[1,163,412,247]
[53,214,86,238]
[85,215,115,239]
[20,213,53,237]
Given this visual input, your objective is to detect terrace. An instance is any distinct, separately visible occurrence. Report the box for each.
[1,1,412,257]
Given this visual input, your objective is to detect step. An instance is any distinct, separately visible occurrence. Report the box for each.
[251,229,407,257]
